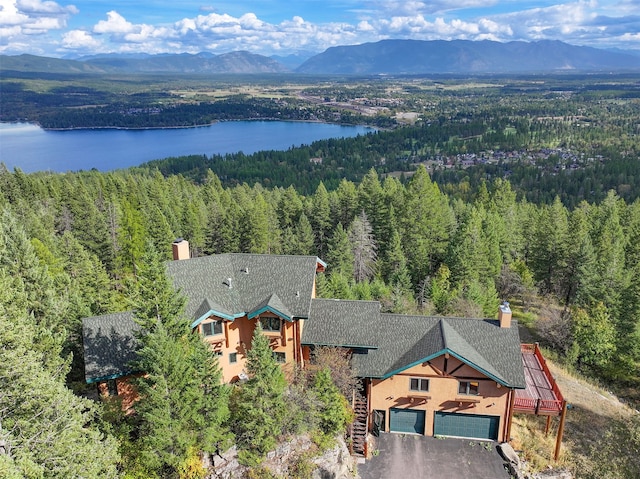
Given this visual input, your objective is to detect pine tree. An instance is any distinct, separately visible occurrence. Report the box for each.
[381,228,411,291]
[325,223,354,279]
[400,165,453,285]
[129,243,229,478]
[0,214,120,479]
[130,241,186,332]
[529,197,569,296]
[116,198,147,277]
[229,324,287,457]
[311,368,352,436]
[294,213,315,255]
[570,303,616,370]
[334,179,359,228]
[310,182,332,258]
[590,191,627,315]
[560,204,597,307]
[349,211,377,283]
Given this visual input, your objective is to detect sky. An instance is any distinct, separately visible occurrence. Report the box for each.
[1,0,639,58]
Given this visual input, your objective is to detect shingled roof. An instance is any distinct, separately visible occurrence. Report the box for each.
[82,253,323,383]
[82,311,139,383]
[166,253,322,327]
[302,301,525,389]
[302,299,383,348]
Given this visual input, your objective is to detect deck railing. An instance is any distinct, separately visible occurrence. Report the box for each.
[514,343,564,415]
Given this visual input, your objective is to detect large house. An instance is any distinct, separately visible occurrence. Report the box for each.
[83,239,529,448]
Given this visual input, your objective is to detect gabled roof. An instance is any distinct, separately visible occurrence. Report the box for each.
[167,253,321,327]
[82,311,139,383]
[303,304,525,388]
[247,293,293,321]
[82,253,322,383]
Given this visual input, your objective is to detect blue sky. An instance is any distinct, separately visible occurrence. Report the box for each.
[1,0,639,58]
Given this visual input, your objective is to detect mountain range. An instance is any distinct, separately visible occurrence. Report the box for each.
[2,40,640,75]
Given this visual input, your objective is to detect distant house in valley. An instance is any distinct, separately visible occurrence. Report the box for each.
[83,239,565,456]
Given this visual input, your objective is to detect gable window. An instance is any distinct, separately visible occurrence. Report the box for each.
[410,377,429,392]
[458,381,479,396]
[260,317,281,332]
[273,352,286,363]
[202,320,223,336]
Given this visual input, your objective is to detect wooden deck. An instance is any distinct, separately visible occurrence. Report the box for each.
[514,344,564,416]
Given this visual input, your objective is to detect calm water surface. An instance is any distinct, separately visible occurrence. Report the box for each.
[0,121,373,173]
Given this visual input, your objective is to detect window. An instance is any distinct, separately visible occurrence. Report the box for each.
[273,352,286,363]
[229,352,238,364]
[458,381,479,396]
[202,320,223,336]
[212,350,223,357]
[409,377,429,392]
[107,379,118,396]
[260,317,281,332]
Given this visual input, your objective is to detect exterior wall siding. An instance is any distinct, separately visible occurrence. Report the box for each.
[98,375,140,411]
[369,356,510,441]
[200,315,298,383]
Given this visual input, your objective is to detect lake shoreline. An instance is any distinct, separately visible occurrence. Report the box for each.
[0,120,374,173]
[31,118,372,132]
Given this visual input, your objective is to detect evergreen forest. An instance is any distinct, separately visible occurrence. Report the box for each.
[2,160,640,477]
[2,72,640,478]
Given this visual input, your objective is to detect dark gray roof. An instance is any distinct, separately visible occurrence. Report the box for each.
[302,299,383,348]
[82,311,139,383]
[248,293,292,320]
[166,254,321,326]
[82,253,322,382]
[304,304,525,388]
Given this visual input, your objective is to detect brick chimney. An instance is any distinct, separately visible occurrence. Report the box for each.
[498,302,512,328]
[172,238,190,260]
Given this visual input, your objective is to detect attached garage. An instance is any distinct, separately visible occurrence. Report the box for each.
[389,408,425,434]
[433,412,499,440]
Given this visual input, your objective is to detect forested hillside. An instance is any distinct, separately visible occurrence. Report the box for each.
[2,161,640,476]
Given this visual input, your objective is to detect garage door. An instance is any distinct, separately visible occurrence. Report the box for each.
[433,412,499,440]
[389,408,425,434]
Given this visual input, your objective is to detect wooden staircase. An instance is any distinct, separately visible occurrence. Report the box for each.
[350,393,368,456]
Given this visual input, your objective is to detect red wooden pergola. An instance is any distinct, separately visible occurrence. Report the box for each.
[507,343,568,460]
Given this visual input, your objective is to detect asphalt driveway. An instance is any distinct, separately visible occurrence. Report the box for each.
[358,433,511,479]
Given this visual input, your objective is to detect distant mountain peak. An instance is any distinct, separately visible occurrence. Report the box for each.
[4,40,640,75]
[296,39,640,74]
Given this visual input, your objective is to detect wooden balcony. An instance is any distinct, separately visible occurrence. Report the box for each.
[514,343,564,416]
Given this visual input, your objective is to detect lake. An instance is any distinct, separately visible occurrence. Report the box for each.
[0,121,373,173]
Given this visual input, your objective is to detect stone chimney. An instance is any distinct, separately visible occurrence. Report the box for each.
[498,302,512,328]
[172,238,190,261]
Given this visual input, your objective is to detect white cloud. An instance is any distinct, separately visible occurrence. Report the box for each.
[16,0,77,15]
[3,0,637,58]
[0,0,77,54]
[373,0,498,17]
[94,11,136,35]
[0,0,75,33]
[61,29,101,49]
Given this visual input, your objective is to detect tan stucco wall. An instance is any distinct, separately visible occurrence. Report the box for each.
[369,355,511,441]
[200,314,298,383]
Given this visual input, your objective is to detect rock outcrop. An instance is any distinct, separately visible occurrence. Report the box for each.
[207,436,358,479]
